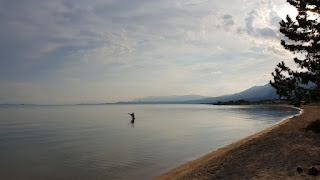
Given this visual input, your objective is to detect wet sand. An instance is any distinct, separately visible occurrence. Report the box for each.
[154,106,320,180]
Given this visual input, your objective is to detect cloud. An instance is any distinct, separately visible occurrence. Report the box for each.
[263,45,285,56]
[0,0,298,103]
[245,10,257,35]
[217,14,235,31]
[242,9,278,39]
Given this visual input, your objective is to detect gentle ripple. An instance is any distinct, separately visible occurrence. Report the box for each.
[0,104,300,179]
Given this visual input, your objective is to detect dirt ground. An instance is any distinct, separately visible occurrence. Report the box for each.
[154,106,320,180]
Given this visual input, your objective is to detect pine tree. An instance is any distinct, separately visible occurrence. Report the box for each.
[270,0,320,106]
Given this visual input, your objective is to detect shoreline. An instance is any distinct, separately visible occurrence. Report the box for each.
[154,105,320,180]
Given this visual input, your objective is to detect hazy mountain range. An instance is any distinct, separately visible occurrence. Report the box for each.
[189,83,278,104]
[115,84,279,104]
[131,95,207,102]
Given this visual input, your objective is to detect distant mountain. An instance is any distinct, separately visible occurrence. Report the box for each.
[189,84,278,104]
[113,83,279,104]
[131,94,207,102]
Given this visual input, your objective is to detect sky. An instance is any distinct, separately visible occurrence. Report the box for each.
[0,0,299,104]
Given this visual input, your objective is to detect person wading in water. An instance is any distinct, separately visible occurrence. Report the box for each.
[128,112,135,127]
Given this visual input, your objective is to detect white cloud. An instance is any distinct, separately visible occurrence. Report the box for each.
[0,0,300,103]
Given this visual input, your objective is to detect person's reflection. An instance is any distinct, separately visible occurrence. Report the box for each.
[128,112,135,127]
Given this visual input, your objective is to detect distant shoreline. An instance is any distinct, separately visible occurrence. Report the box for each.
[154,105,320,179]
[0,101,288,106]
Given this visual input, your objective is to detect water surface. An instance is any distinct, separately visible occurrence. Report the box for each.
[0,104,299,179]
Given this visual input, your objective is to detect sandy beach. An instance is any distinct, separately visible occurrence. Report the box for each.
[154,106,320,180]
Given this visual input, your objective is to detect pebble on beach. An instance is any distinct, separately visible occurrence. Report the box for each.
[296,167,303,173]
[307,167,319,176]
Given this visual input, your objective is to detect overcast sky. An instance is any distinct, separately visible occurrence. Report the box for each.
[0,0,299,104]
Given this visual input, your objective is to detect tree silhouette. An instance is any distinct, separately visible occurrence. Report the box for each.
[270,0,320,106]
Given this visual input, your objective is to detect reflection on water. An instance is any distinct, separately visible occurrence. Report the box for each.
[0,105,299,179]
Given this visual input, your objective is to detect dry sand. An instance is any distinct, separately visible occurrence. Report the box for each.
[154,106,320,180]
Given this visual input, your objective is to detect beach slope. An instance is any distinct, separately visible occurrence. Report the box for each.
[154,106,320,180]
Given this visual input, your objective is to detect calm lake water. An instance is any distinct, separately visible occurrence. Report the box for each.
[0,104,299,180]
